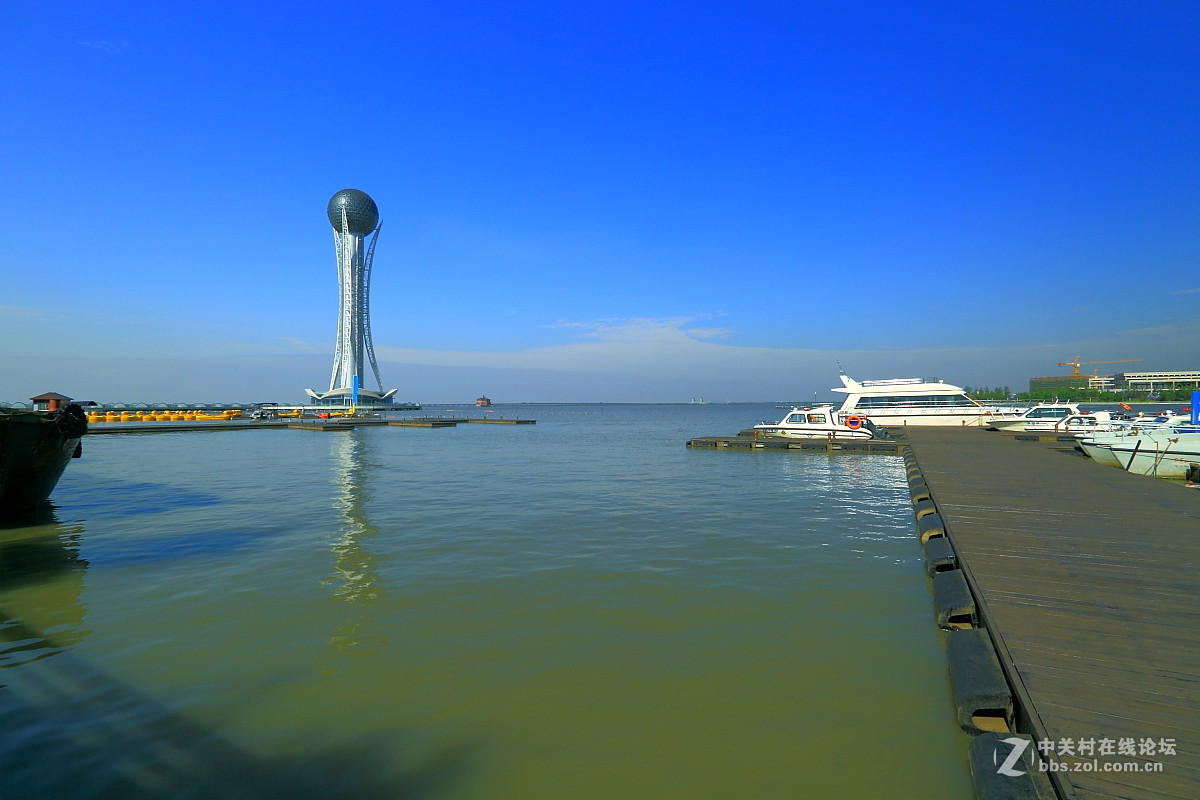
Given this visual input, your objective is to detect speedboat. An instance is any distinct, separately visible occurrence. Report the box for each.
[1019,413,1116,434]
[831,374,1021,427]
[988,403,1113,432]
[753,404,889,439]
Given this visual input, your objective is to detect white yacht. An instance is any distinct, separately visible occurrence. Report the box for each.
[753,404,889,440]
[831,374,1019,427]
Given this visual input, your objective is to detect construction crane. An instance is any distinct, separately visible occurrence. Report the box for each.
[1057,357,1142,377]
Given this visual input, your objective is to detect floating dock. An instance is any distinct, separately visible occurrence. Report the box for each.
[286,419,389,430]
[411,416,536,425]
[901,427,1200,800]
[686,430,905,454]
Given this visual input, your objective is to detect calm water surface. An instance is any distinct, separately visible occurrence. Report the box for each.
[0,404,973,798]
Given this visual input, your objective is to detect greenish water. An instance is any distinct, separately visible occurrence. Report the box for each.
[0,404,973,798]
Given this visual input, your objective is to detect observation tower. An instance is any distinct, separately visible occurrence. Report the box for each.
[306,189,398,406]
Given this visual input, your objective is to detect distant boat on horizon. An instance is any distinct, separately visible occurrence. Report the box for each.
[689,397,707,405]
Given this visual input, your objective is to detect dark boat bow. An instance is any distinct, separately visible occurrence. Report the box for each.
[0,404,87,515]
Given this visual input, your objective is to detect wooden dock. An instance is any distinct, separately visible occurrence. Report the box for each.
[903,426,1200,800]
[388,420,459,428]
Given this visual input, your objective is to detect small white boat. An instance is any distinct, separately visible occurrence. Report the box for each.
[831,374,1022,427]
[988,404,1111,432]
[1020,413,1116,434]
[1125,410,1192,428]
[753,404,889,439]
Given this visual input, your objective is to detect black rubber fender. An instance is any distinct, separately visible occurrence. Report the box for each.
[933,569,976,629]
[917,512,946,543]
[947,628,1013,734]
[913,497,938,519]
[922,535,957,576]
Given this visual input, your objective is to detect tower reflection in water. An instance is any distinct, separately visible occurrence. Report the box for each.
[321,430,388,659]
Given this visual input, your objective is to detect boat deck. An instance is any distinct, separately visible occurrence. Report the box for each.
[903,426,1200,800]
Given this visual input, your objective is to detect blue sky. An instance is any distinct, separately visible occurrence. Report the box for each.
[2,1,1198,404]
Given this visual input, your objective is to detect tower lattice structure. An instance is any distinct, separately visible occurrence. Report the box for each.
[306,189,397,406]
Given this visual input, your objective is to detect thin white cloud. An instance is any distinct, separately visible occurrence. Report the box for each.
[371,309,1200,398]
[376,317,775,375]
[279,337,331,354]
[549,316,732,344]
[0,304,58,321]
[1113,319,1200,338]
[80,40,130,54]
[179,337,332,355]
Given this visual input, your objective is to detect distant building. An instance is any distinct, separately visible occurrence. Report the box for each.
[30,392,72,411]
[1115,371,1200,392]
[1028,370,1200,394]
[475,396,492,407]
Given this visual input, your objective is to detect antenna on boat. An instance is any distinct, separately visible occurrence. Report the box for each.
[836,359,845,376]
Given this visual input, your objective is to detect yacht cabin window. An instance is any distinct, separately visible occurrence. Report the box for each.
[851,394,980,409]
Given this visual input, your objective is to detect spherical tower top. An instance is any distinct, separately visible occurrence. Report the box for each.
[327,189,379,235]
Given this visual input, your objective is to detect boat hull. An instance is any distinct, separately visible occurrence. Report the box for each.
[0,407,86,514]
[1104,442,1200,478]
[752,426,873,440]
[852,411,998,427]
[1077,439,1123,467]
[997,418,1116,434]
